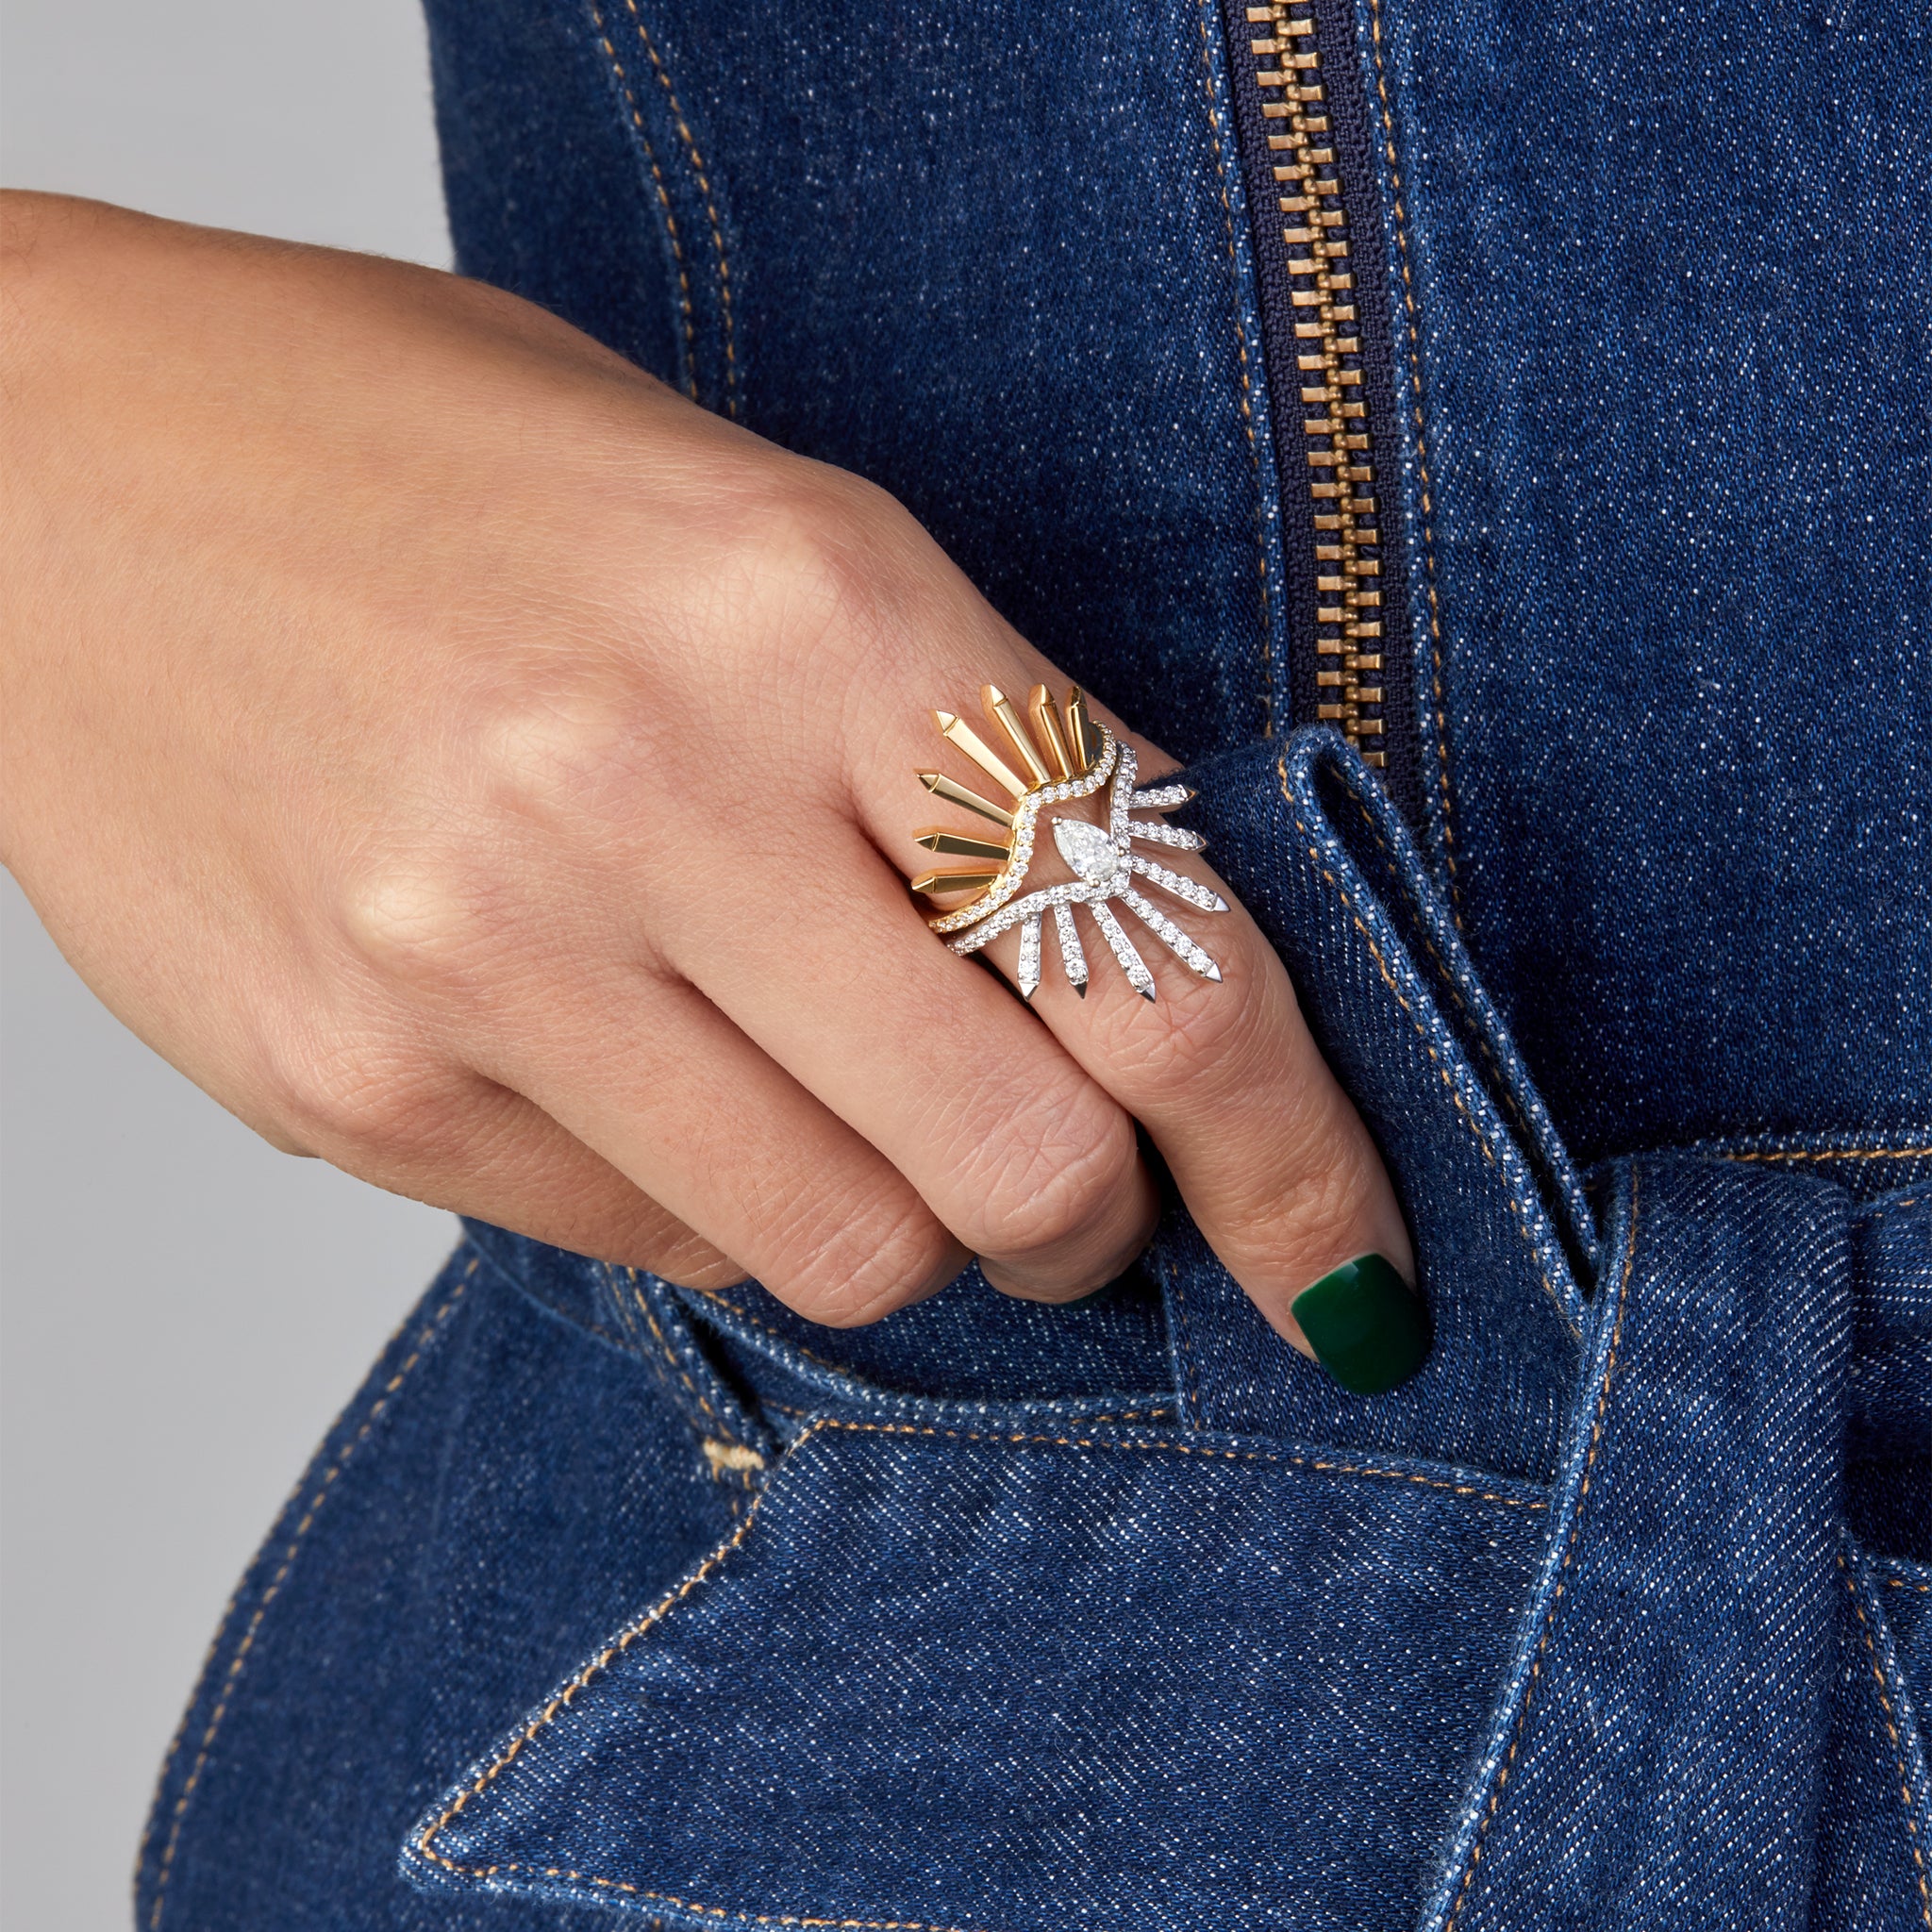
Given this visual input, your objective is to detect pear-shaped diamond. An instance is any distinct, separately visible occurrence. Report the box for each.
[1053,815,1121,886]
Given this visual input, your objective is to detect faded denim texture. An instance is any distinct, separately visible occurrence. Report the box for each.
[136,0,1931,1925]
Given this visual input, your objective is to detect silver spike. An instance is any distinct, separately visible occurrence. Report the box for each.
[1053,902,1088,997]
[1127,819,1207,851]
[1130,782,1195,810]
[1090,901,1158,1001]
[1120,887,1223,981]
[1126,854,1227,912]
[1017,912,1043,1002]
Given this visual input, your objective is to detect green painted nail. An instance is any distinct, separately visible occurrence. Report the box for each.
[1291,1254,1431,1394]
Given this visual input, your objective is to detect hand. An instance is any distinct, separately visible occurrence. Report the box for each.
[0,194,1420,1383]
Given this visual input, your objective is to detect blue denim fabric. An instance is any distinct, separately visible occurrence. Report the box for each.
[136,741,1932,1929]
[136,0,1930,1924]
[1355,0,1932,1162]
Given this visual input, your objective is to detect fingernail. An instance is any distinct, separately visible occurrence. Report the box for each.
[1290,1254,1430,1394]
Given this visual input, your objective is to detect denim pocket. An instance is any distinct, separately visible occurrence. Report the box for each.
[405,1414,1546,1930]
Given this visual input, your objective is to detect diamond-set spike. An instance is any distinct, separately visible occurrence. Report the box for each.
[1126,854,1228,912]
[1052,902,1088,996]
[1089,901,1158,1001]
[1119,887,1223,981]
[1016,913,1043,1001]
[1130,782,1195,810]
[1128,820,1207,852]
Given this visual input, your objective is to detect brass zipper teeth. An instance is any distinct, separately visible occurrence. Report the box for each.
[1244,0,1386,765]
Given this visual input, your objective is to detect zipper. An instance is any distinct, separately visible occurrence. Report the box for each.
[1222,0,1421,822]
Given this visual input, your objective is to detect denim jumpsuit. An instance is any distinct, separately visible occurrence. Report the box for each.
[136,1,1932,1925]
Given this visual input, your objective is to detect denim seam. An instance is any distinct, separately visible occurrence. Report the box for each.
[1338,780,1564,1188]
[617,0,741,418]
[1843,1548,1932,1928]
[1284,754,1582,1337]
[412,1411,1544,1921]
[1725,1146,1932,1165]
[586,1,696,398]
[1653,1130,1932,1167]
[1192,0,1276,729]
[1157,1243,1210,1429]
[813,1417,1548,1506]
[689,1284,875,1385]
[1361,0,1460,912]
[134,1581,242,1895]
[685,1283,1179,1429]
[634,1282,729,1432]
[763,1395,1177,1427]
[621,1273,765,1479]
[462,1238,639,1358]
[411,1465,992,1932]
[147,1256,478,1929]
[1329,772,1597,1274]
[1438,1174,1637,1931]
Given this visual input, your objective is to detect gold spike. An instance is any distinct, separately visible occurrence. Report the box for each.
[934,709,1026,798]
[1064,688,1105,772]
[917,771,1014,827]
[1028,684,1074,780]
[912,827,1012,862]
[981,684,1053,787]
[911,867,1003,896]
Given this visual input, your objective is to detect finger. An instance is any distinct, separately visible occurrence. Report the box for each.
[981,837,1424,1390]
[295,1066,747,1287]
[866,684,1426,1392]
[654,815,1159,1303]
[478,972,974,1326]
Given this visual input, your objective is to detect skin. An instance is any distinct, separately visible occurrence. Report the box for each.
[0,192,1411,1352]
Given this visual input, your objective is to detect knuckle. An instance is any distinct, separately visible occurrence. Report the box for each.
[771,1191,952,1327]
[472,686,645,832]
[773,1221,946,1329]
[711,462,924,674]
[338,854,502,991]
[257,1030,452,1168]
[963,1091,1141,1259]
[637,1229,747,1292]
[721,473,866,616]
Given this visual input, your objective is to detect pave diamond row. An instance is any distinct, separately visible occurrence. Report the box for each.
[1127,820,1207,851]
[1052,902,1088,992]
[925,720,1229,998]
[1119,888,1224,981]
[947,874,1097,956]
[944,749,1226,997]
[1088,901,1158,1000]
[1125,855,1227,913]
[1130,781,1195,810]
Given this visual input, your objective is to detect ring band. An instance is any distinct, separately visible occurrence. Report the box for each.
[910,684,1225,1001]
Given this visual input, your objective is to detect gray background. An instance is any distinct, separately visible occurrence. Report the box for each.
[2,5,458,1924]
